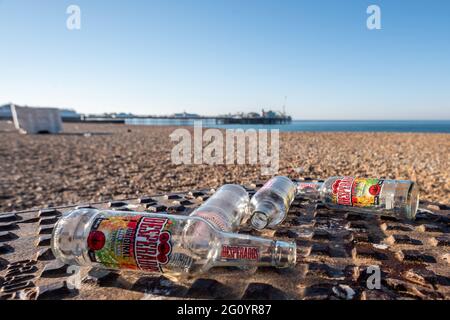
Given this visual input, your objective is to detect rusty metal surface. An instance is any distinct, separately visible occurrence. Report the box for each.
[0,179,449,300]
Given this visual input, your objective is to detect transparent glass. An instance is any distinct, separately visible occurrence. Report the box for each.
[189,184,250,232]
[51,209,296,278]
[249,176,297,230]
[296,176,419,220]
[295,181,322,200]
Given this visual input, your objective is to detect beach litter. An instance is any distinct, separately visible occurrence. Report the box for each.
[1,178,449,300]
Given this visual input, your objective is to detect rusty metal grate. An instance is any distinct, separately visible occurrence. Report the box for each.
[0,179,449,300]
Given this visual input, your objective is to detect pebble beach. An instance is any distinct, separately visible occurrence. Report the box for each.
[0,121,449,212]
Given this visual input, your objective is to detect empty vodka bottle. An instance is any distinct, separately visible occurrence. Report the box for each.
[249,176,297,230]
[189,184,250,232]
[51,208,296,278]
[295,176,419,220]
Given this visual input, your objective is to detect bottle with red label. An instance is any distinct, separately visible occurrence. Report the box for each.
[189,184,250,232]
[249,176,297,230]
[295,176,419,220]
[51,208,296,278]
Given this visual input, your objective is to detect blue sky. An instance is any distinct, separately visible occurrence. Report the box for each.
[0,0,449,120]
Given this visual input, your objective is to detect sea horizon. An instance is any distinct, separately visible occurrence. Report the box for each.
[125,119,450,133]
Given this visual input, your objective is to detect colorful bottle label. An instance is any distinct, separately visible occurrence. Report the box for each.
[332,177,383,207]
[87,214,174,273]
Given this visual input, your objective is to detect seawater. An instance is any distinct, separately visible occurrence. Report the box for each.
[125,119,450,133]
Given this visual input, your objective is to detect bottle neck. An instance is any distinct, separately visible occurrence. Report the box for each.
[250,200,277,230]
[295,181,324,200]
[213,232,296,269]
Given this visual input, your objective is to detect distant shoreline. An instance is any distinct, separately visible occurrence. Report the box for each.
[1,118,449,133]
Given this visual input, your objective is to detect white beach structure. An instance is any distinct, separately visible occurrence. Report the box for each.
[11,105,63,134]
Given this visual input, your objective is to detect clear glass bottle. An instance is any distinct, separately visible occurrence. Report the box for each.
[189,184,250,232]
[51,208,296,278]
[295,176,419,220]
[249,176,297,230]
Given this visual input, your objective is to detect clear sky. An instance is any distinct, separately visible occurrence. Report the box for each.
[0,0,449,120]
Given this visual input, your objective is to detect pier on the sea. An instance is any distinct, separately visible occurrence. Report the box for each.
[77,115,292,125]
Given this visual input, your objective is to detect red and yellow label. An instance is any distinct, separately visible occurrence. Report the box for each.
[332,177,383,208]
[87,215,174,273]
